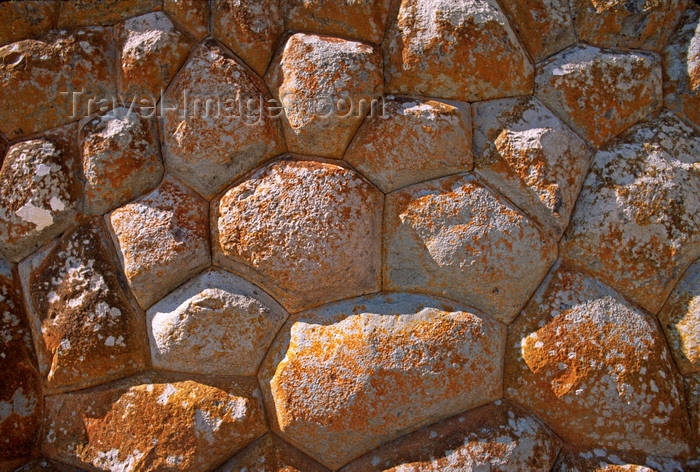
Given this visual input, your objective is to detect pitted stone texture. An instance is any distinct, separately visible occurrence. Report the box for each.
[79,108,163,216]
[43,373,267,472]
[341,400,561,472]
[259,293,505,470]
[212,0,284,76]
[0,1,60,47]
[116,12,193,101]
[344,96,473,193]
[472,96,592,239]
[535,45,662,147]
[553,447,700,472]
[383,0,533,102]
[685,372,700,447]
[216,433,330,472]
[213,158,382,314]
[14,459,87,472]
[384,173,557,324]
[561,111,700,313]
[0,28,116,139]
[0,126,81,263]
[57,0,161,27]
[162,40,285,199]
[108,177,210,310]
[164,0,209,40]
[505,265,693,457]
[285,0,392,44]
[265,33,383,159]
[148,268,288,376]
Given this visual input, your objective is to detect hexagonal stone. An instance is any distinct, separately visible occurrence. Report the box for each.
[561,111,700,313]
[79,108,163,216]
[472,96,592,239]
[164,0,209,40]
[553,447,700,472]
[535,45,662,147]
[212,0,284,76]
[13,458,87,472]
[259,293,505,470]
[57,0,161,27]
[341,400,561,472]
[212,157,382,314]
[147,268,289,376]
[383,173,557,324]
[265,33,383,159]
[216,433,329,472]
[0,28,116,139]
[383,0,533,101]
[505,265,693,457]
[107,177,210,310]
[161,40,285,199]
[344,96,473,193]
[43,373,267,472]
[0,126,81,263]
[0,1,60,47]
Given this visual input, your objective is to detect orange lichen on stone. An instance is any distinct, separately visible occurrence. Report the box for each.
[0,1,60,47]
[216,433,329,472]
[553,446,700,471]
[57,0,162,27]
[164,0,209,40]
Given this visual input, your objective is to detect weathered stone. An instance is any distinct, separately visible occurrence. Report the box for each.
[505,265,693,457]
[164,0,209,40]
[79,108,163,215]
[161,40,285,198]
[43,373,267,472]
[259,293,505,469]
[0,126,81,263]
[212,0,284,76]
[265,33,383,159]
[107,177,210,310]
[535,45,662,147]
[472,96,592,239]
[553,447,700,472]
[383,173,557,324]
[213,157,382,313]
[344,96,473,193]
[148,268,288,376]
[0,28,116,139]
[0,1,60,47]
[383,0,533,101]
[285,0,392,44]
[216,433,329,472]
[57,0,161,27]
[341,400,561,472]
[685,372,700,449]
[561,111,700,313]
[14,458,86,472]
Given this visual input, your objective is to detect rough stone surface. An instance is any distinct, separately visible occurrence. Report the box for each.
[383,0,533,101]
[0,126,81,263]
[561,111,700,313]
[259,293,505,470]
[341,400,561,472]
[42,373,267,472]
[553,447,700,472]
[383,173,557,324]
[0,28,116,139]
[344,96,473,193]
[13,458,86,472]
[107,177,210,310]
[148,268,288,376]
[472,96,592,239]
[79,108,163,215]
[213,157,382,314]
[216,433,329,472]
[505,265,693,457]
[0,1,60,47]
[57,0,162,27]
[685,372,700,449]
[536,45,662,147]
[162,40,285,199]
[164,0,209,40]
[265,33,383,159]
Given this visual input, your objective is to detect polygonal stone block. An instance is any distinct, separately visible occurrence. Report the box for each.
[258,293,505,470]
[57,0,161,27]
[216,433,329,472]
[212,157,382,314]
[383,173,557,324]
[553,447,700,472]
[164,0,209,40]
[0,1,60,47]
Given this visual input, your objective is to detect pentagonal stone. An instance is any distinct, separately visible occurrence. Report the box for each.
[0,126,81,263]
[505,265,693,457]
[216,433,329,472]
[161,40,285,199]
[384,173,557,324]
[212,0,284,76]
[561,111,700,313]
[265,33,383,159]
[164,0,209,40]
[107,177,210,310]
[212,157,382,314]
[43,373,267,472]
[0,1,60,47]
[535,45,662,147]
[147,268,288,376]
[472,96,592,239]
[79,108,163,216]
[259,293,505,470]
[344,96,473,193]
[553,447,700,472]
[341,400,561,472]
[14,458,87,472]
[383,0,533,101]
[57,0,161,27]
[0,28,116,139]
